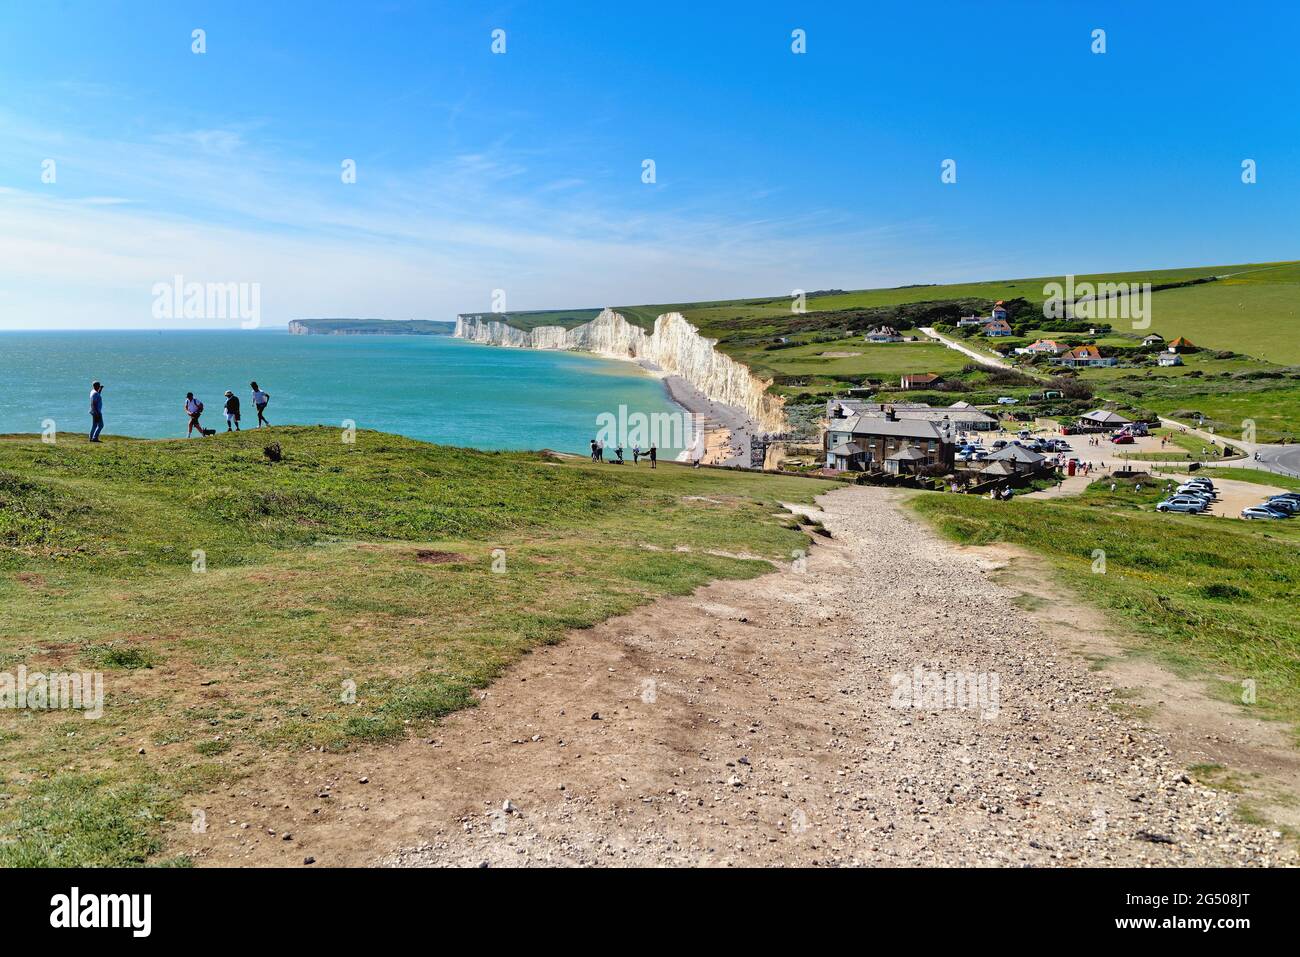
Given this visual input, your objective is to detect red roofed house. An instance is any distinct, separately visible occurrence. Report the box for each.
[983,318,1013,337]
[1023,339,1065,354]
[1055,344,1117,368]
[900,373,944,390]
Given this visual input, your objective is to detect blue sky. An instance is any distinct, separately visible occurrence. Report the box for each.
[2,0,1297,329]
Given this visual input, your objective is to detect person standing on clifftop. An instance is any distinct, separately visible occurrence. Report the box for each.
[590,439,598,461]
[649,445,657,469]
[596,440,604,462]
[223,391,241,432]
[88,381,104,442]
[632,445,641,465]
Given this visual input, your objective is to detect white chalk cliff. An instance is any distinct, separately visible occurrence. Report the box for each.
[454,308,786,433]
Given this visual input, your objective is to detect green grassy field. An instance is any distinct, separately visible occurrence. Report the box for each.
[0,428,832,865]
[910,478,1300,738]
[1143,263,1300,364]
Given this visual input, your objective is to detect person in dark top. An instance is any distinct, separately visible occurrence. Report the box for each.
[223,391,241,431]
[590,439,599,461]
[614,445,624,464]
[649,445,657,469]
[88,381,105,442]
[250,381,270,427]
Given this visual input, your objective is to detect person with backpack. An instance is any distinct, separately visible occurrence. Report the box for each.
[88,381,105,442]
[250,381,270,427]
[223,391,241,432]
[184,392,207,437]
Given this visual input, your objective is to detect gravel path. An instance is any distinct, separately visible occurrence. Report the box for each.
[384,486,1285,867]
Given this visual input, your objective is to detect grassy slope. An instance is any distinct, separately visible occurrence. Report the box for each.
[910,479,1300,737]
[0,428,832,865]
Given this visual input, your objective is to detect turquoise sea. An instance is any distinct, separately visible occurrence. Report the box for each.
[0,329,685,456]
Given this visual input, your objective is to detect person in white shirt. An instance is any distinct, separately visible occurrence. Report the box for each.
[250,381,271,427]
[184,392,207,437]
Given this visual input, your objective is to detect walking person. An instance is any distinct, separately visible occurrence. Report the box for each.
[88,381,105,442]
[649,445,657,469]
[223,391,241,431]
[250,381,271,427]
[184,392,207,437]
[632,444,641,465]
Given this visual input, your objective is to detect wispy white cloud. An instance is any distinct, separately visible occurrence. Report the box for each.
[0,112,940,329]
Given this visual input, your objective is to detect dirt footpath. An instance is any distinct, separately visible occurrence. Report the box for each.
[173,487,1295,867]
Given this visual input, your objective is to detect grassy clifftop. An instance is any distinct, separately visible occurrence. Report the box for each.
[0,428,831,865]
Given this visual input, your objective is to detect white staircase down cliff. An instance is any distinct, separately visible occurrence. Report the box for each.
[453,309,786,434]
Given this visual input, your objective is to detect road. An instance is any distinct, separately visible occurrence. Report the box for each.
[918,327,1014,370]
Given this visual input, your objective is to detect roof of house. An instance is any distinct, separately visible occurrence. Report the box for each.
[1157,353,1183,363]
[838,442,867,455]
[838,415,944,441]
[980,460,1019,476]
[1064,344,1103,360]
[901,373,942,385]
[985,444,1045,464]
[1170,336,1195,347]
[1143,333,1165,341]
[1081,409,1132,424]
[948,400,973,409]
[985,319,1012,333]
[886,447,929,461]
[1027,339,1064,351]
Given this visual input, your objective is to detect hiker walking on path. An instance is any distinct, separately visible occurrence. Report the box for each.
[223,391,241,432]
[184,393,207,437]
[649,445,657,469]
[88,381,104,442]
[250,382,271,427]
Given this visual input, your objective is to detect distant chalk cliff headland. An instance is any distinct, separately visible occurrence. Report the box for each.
[287,318,456,336]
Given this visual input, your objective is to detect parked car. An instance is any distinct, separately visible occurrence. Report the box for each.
[1050,440,1072,452]
[997,397,1019,405]
[1242,506,1289,520]
[1177,484,1217,499]
[1110,434,1135,445]
[1267,493,1300,505]
[1262,498,1300,515]
[991,440,1008,450]
[1157,498,1206,513]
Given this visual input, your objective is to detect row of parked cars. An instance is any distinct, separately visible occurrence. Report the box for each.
[1155,477,1300,519]
[1242,491,1300,520]
[1155,477,1219,513]
[954,435,1070,463]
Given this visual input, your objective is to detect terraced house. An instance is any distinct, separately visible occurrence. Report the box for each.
[824,408,954,473]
